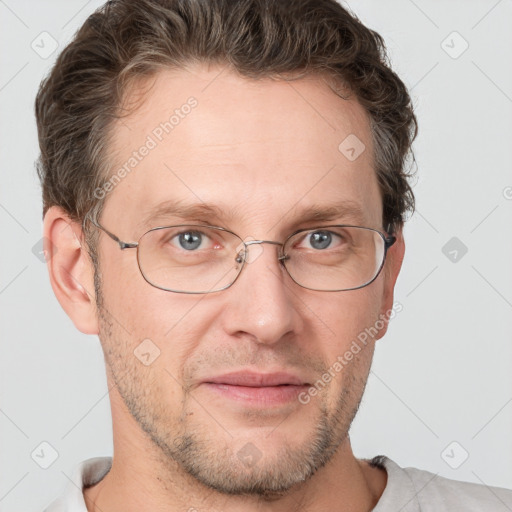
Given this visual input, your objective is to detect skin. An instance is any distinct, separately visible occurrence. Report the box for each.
[44,62,405,512]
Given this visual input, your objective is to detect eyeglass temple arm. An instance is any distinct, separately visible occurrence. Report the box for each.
[83,213,138,250]
[384,223,397,249]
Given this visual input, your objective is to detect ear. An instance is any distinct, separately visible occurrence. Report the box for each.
[376,228,405,340]
[43,206,99,335]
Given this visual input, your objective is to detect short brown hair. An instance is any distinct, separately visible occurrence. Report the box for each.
[35,0,417,247]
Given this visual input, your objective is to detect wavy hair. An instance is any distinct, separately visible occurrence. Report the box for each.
[35,0,417,255]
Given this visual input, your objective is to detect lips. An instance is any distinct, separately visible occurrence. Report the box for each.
[203,371,308,387]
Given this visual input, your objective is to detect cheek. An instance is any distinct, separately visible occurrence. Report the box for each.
[313,283,384,353]
[96,249,222,368]
[97,247,195,336]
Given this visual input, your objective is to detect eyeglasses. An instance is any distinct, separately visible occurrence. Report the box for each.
[83,213,396,294]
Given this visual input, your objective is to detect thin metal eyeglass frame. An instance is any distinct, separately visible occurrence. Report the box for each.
[82,212,397,293]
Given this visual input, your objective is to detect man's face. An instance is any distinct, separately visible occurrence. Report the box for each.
[93,64,398,495]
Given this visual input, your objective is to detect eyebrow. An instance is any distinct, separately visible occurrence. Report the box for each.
[138,198,367,232]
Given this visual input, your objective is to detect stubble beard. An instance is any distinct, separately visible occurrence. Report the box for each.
[94,268,371,500]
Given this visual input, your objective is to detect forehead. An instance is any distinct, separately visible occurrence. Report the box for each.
[104,63,383,235]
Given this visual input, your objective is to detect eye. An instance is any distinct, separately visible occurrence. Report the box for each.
[298,230,344,251]
[169,230,215,251]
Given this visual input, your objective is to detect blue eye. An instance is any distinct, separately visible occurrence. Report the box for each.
[308,231,333,250]
[177,231,203,251]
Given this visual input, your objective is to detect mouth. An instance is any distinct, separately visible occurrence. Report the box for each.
[204,370,308,387]
[201,371,310,406]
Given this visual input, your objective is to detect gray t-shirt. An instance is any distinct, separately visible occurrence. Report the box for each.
[43,455,512,511]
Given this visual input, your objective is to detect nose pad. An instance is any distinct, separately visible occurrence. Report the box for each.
[235,236,266,265]
[234,245,246,265]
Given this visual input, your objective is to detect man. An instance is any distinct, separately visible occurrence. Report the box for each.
[35,0,512,510]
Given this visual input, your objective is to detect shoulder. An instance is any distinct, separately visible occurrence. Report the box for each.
[43,457,112,512]
[367,455,512,511]
[406,464,512,510]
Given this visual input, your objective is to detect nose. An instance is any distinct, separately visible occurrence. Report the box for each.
[220,240,301,345]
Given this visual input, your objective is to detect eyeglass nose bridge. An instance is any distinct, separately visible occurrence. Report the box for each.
[237,239,290,264]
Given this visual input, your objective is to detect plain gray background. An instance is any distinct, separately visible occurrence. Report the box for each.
[1,0,512,510]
